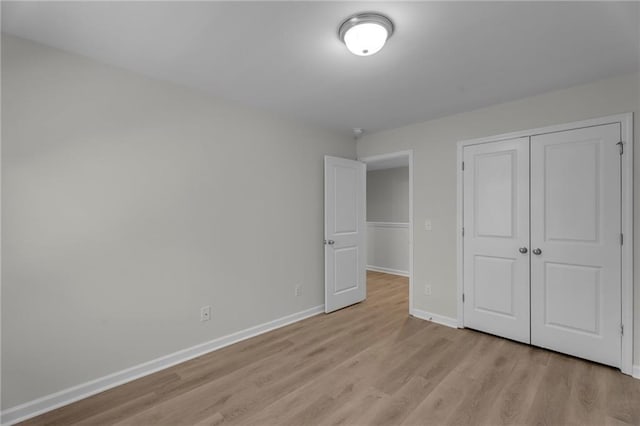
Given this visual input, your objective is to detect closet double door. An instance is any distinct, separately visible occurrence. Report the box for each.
[462,123,621,368]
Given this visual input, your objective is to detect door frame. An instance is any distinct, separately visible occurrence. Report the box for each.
[358,150,414,316]
[456,113,633,375]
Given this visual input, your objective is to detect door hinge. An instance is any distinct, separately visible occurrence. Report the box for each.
[462,293,465,303]
[462,227,465,237]
[462,161,465,171]
[620,233,624,246]
[621,324,624,336]
[617,141,624,155]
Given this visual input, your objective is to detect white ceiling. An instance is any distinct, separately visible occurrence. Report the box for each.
[2,2,638,134]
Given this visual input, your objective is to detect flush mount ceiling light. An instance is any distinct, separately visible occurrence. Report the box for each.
[339,12,394,57]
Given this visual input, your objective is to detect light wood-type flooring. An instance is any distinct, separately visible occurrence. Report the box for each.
[24,271,640,425]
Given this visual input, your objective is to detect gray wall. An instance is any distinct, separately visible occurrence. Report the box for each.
[1,35,356,409]
[366,223,409,275]
[357,72,640,365]
[366,167,409,223]
[366,167,410,275]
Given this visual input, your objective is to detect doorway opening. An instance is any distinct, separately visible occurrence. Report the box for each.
[359,150,414,315]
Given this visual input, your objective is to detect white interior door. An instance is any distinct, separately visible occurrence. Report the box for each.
[530,124,621,367]
[463,137,530,344]
[324,156,366,313]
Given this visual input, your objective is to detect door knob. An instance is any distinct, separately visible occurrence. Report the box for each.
[519,247,528,254]
[325,240,335,245]
[532,248,542,255]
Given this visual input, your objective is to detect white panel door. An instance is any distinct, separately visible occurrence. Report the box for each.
[463,138,530,344]
[530,124,621,367]
[324,156,366,313]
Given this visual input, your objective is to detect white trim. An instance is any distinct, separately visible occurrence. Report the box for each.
[456,113,634,376]
[633,365,640,380]
[411,308,458,329]
[366,265,409,277]
[409,152,414,317]
[366,221,409,229]
[0,305,324,426]
[456,141,464,328]
[359,150,414,318]
[620,113,634,376]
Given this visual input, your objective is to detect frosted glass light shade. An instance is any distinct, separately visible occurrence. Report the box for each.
[343,22,388,56]
[339,13,394,57]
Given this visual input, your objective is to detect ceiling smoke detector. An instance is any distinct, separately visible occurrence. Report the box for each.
[339,12,394,57]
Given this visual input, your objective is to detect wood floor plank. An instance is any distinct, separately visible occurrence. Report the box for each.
[525,353,577,426]
[482,346,546,426]
[239,325,435,426]
[444,340,518,425]
[22,272,640,426]
[603,364,640,426]
[364,375,433,426]
[564,360,606,426]
[400,367,477,426]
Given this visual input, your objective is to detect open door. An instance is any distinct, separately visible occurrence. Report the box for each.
[324,156,366,313]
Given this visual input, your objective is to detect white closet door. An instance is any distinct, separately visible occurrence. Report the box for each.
[530,124,621,367]
[463,137,530,344]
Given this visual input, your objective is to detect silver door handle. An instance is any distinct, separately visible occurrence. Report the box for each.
[532,248,542,255]
[519,247,528,254]
[324,240,335,245]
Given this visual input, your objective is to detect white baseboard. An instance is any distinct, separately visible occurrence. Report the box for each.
[633,364,640,380]
[411,308,458,329]
[366,265,409,277]
[1,305,324,426]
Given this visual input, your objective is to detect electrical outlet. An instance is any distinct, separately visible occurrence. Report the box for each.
[295,285,302,297]
[200,305,211,322]
[424,285,432,296]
